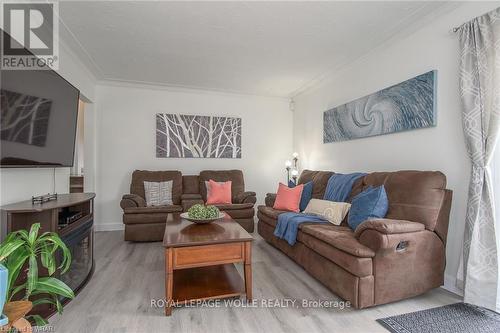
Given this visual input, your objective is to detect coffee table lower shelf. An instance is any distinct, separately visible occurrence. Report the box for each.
[172,264,245,303]
[163,215,253,316]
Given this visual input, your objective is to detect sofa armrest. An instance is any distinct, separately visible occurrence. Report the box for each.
[181,193,203,200]
[235,191,257,204]
[265,193,277,207]
[354,218,425,238]
[120,194,146,209]
[355,218,426,252]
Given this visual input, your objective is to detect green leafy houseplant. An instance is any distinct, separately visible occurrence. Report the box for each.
[0,223,75,326]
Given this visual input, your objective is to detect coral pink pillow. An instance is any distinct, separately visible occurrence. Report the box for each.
[273,183,304,212]
[206,180,232,204]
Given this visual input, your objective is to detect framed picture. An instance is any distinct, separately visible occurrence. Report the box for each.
[156,113,242,158]
[323,70,437,142]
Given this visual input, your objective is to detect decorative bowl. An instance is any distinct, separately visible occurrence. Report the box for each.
[180,212,225,224]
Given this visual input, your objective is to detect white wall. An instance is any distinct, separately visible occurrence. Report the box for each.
[292,2,500,293]
[0,41,96,207]
[94,83,292,231]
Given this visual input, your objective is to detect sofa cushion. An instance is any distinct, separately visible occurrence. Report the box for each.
[130,170,182,205]
[123,205,183,214]
[300,224,375,258]
[297,170,334,199]
[123,205,183,225]
[182,198,204,212]
[200,170,245,202]
[181,194,202,200]
[258,205,288,220]
[348,171,447,231]
[182,175,200,194]
[257,211,279,228]
[297,232,373,277]
[214,203,254,211]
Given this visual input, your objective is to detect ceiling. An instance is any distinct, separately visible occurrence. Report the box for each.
[59,1,457,97]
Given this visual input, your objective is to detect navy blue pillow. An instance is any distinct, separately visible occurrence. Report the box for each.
[288,181,314,212]
[348,185,389,231]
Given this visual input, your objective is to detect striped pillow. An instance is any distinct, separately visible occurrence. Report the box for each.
[143,181,173,206]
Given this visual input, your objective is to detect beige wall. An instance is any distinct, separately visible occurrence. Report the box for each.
[292,2,500,293]
[94,83,293,231]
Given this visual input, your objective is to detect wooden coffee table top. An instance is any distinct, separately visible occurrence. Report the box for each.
[163,213,253,248]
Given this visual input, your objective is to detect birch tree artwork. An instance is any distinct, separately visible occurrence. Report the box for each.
[0,90,52,147]
[156,114,242,158]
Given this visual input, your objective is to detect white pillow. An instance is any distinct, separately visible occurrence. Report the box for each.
[303,199,351,225]
[143,180,173,206]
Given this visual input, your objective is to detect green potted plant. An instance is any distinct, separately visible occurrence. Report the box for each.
[0,223,74,327]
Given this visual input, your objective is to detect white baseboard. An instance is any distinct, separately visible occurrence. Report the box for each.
[94,223,124,232]
[441,273,464,297]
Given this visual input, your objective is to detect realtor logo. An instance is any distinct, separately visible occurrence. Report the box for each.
[1,1,59,70]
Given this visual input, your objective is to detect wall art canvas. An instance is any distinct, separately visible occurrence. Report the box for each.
[323,70,437,143]
[0,89,52,147]
[156,113,242,158]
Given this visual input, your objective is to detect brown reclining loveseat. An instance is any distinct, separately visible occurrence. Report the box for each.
[121,169,256,241]
[257,170,452,308]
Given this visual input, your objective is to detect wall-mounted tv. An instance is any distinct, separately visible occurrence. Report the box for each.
[1,51,80,168]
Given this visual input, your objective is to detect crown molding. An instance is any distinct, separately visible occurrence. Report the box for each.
[57,14,104,82]
[289,2,463,98]
[97,78,290,101]
[55,1,463,101]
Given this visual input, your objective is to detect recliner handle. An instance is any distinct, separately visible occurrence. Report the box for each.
[396,241,409,252]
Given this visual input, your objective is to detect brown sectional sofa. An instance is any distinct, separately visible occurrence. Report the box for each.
[257,170,452,309]
[121,169,256,241]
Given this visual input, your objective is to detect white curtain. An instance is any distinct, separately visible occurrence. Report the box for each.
[492,140,500,308]
[459,8,500,311]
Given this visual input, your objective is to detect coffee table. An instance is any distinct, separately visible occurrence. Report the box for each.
[162,212,253,316]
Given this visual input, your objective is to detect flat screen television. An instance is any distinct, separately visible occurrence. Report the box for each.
[1,51,80,167]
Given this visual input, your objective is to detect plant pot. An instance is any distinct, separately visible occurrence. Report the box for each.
[0,264,8,326]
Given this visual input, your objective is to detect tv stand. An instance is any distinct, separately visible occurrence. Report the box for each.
[0,193,96,319]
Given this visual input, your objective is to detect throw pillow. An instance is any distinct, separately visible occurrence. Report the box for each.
[303,199,351,225]
[347,185,389,231]
[143,181,173,206]
[289,181,314,211]
[206,180,232,204]
[273,183,304,213]
[205,180,224,199]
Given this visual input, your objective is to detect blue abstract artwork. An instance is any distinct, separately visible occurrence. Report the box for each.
[323,70,436,143]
